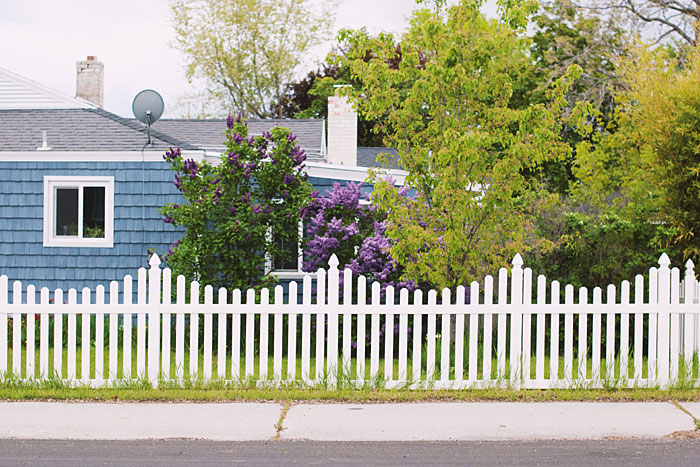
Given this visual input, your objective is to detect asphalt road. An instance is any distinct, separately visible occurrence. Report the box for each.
[1,439,700,466]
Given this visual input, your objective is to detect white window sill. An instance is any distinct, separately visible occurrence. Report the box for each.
[270,270,310,281]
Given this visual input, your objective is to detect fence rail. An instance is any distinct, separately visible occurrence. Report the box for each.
[1,253,700,389]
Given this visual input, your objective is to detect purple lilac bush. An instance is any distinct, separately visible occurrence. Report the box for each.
[300,181,416,295]
[159,114,311,291]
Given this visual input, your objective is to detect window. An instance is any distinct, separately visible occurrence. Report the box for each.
[43,176,114,248]
[267,219,305,279]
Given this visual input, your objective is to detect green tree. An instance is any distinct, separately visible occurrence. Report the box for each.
[574,43,700,262]
[171,0,336,118]
[338,0,578,289]
[159,116,312,290]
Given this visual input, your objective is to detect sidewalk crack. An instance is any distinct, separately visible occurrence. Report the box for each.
[273,400,292,441]
[671,401,700,430]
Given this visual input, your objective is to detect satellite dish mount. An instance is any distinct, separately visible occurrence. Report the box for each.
[132,89,164,146]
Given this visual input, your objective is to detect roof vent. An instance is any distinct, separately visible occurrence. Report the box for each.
[36,130,52,151]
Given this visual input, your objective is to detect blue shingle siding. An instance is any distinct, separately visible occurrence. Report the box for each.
[308,177,374,198]
[0,161,183,298]
[0,162,373,302]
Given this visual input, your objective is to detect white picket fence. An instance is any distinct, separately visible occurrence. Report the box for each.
[1,253,700,389]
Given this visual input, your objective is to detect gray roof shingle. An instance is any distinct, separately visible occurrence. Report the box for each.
[357,147,400,169]
[0,108,326,159]
[151,118,325,159]
[0,108,197,152]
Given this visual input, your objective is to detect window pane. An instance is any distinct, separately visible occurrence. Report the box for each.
[55,188,78,236]
[273,221,299,270]
[83,186,106,238]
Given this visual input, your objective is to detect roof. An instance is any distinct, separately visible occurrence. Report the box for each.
[151,118,325,159]
[0,66,95,110]
[357,147,400,169]
[0,109,197,152]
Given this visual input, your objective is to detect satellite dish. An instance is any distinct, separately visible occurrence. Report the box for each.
[132,89,164,145]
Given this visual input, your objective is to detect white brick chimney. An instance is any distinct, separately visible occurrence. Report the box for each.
[327,85,357,166]
[75,56,104,107]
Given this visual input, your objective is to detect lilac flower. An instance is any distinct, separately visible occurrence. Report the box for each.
[252,204,261,214]
[226,115,235,129]
[163,147,181,161]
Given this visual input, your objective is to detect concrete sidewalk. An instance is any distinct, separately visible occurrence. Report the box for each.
[0,401,697,441]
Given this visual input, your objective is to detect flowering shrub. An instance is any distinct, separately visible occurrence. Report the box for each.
[159,115,311,291]
[300,181,416,294]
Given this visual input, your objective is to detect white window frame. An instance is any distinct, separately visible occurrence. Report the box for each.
[43,176,114,248]
[267,220,305,280]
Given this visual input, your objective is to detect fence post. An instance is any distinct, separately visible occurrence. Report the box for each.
[509,254,523,387]
[327,254,340,389]
[684,260,695,373]
[657,253,671,388]
[148,253,162,385]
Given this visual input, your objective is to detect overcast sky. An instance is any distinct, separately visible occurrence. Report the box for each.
[0,0,498,118]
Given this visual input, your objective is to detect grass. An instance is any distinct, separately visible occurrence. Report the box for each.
[1,375,700,402]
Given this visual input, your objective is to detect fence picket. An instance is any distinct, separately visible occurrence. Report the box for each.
[357,276,367,383]
[483,276,493,382]
[510,255,523,386]
[175,275,186,381]
[620,281,630,382]
[81,288,91,382]
[109,281,119,381]
[497,269,507,381]
[426,290,437,382]
[454,286,465,384]
[522,269,532,384]
[648,267,658,384]
[95,285,105,381]
[342,268,352,377]
[260,288,270,381]
[605,285,616,382]
[384,286,395,383]
[245,288,255,379]
[67,288,77,380]
[39,287,49,379]
[564,285,574,381]
[122,276,133,380]
[592,287,602,383]
[136,268,147,379]
[670,267,680,383]
[53,289,64,379]
[315,268,326,382]
[657,255,671,387]
[12,281,21,376]
[161,268,172,381]
[189,281,200,379]
[147,256,161,384]
[218,288,227,380]
[634,275,644,383]
[25,285,35,380]
[550,281,560,386]
[327,259,339,387]
[301,276,311,382]
[231,289,241,381]
[288,281,298,381]
[468,282,479,383]
[684,261,695,372]
[535,276,546,382]
[273,285,283,381]
[578,287,588,382]
[412,289,423,385]
[203,285,213,380]
[398,288,409,383]
[440,288,451,384]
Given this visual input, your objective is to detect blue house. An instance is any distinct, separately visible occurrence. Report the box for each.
[0,59,405,294]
